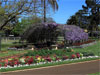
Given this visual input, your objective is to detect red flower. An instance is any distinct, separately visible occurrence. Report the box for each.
[76,53,80,58]
[62,56,68,60]
[0,64,1,67]
[56,57,60,61]
[8,60,15,67]
[14,61,19,65]
[27,57,34,65]
[71,54,76,59]
[4,64,7,67]
[46,57,52,62]
[26,56,29,58]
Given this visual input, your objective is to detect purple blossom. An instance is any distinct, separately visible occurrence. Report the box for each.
[62,25,88,42]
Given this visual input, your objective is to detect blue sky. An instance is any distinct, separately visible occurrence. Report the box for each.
[52,0,86,24]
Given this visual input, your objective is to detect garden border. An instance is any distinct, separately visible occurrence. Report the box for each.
[0,56,100,73]
[70,41,97,48]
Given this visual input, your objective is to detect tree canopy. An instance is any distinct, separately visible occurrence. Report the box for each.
[0,0,59,30]
[66,0,100,31]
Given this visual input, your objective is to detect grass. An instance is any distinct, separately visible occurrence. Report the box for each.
[74,41,100,56]
[88,72,100,75]
[0,57,99,72]
[0,39,100,57]
[0,50,28,57]
[0,39,29,57]
[1,39,19,51]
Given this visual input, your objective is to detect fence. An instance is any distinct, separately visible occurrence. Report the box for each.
[2,37,21,43]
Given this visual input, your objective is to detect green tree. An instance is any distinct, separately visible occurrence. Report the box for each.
[12,15,42,36]
[0,0,59,30]
[0,0,37,30]
[66,15,78,25]
[82,0,100,31]
[66,0,100,31]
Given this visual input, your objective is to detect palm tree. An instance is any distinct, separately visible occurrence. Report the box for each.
[40,0,59,22]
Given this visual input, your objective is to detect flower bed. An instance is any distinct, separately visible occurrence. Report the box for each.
[0,49,99,69]
[70,40,97,48]
[72,40,95,46]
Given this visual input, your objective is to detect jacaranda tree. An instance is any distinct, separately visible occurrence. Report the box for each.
[62,25,88,44]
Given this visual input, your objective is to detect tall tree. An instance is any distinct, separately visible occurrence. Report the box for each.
[40,0,59,22]
[66,0,100,30]
[82,0,100,31]
[66,15,78,25]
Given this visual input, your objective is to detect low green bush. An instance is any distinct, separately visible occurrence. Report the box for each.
[24,49,74,57]
[82,52,95,57]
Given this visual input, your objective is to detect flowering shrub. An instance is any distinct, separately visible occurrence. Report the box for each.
[62,25,88,43]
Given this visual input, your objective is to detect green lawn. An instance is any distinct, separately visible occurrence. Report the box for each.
[0,50,28,57]
[74,41,100,56]
[1,39,19,51]
[0,39,100,57]
[88,72,100,75]
[0,39,28,57]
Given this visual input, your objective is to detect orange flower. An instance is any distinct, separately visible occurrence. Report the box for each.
[71,49,74,52]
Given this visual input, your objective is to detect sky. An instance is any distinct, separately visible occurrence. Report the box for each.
[52,0,86,24]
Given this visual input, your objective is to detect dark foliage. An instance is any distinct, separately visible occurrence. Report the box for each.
[21,23,60,48]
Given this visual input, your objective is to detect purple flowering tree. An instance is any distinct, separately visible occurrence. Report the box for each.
[62,25,88,44]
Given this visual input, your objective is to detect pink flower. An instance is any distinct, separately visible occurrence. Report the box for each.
[35,55,40,59]
[4,59,8,64]
[76,53,80,58]
[45,57,52,62]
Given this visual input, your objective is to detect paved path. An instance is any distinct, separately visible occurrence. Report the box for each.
[1,60,100,75]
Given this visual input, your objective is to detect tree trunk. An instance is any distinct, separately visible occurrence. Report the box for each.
[43,0,46,23]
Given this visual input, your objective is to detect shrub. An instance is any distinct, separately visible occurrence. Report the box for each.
[82,52,95,57]
[21,23,60,48]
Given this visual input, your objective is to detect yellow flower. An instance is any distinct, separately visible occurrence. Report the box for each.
[84,29,88,32]
[8,58,12,61]
[37,57,41,61]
